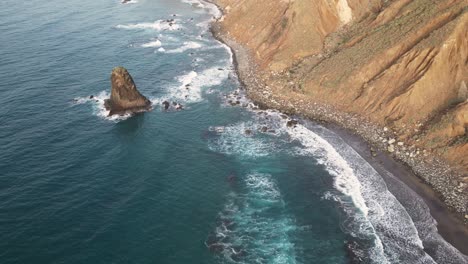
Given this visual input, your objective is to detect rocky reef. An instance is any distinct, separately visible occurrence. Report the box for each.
[105,67,152,116]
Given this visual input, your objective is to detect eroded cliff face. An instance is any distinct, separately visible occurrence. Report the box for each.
[215,0,468,173]
[216,0,382,71]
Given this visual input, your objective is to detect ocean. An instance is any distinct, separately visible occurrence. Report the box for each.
[0,0,466,263]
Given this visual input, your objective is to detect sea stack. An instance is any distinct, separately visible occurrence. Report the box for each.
[104,67,152,116]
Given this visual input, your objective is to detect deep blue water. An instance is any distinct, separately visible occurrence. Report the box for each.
[0,1,466,263]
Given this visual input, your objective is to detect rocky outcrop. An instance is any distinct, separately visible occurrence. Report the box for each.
[105,67,152,116]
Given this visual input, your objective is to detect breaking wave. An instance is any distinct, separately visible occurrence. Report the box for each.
[116,20,182,31]
[182,0,222,19]
[206,172,299,263]
[207,121,277,158]
[72,91,132,121]
[141,39,162,48]
[151,67,229,104]
[164,41,202,53]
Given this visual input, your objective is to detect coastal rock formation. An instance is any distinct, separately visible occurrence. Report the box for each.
[105,67,152,116]
[215,0,468,172]
[214,0,468,219]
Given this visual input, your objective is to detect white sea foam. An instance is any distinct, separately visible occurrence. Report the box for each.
[121,0,138,4]
[141,39,162,48]
[289,123,443,263]
[164,41,202,53]
[182,0,222,19]
[73,91,132,121]
[116,20,182,31]
[288,125,369,216]
[209,172,298,263]
[152,67,229,104]
[208,121,275,158]
[157,47,166,52]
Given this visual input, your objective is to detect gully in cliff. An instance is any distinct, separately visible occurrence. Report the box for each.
[104,67,152,116]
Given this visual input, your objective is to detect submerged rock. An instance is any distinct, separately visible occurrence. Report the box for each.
[104,67,152,116]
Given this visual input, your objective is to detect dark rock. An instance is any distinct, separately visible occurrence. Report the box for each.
[121,0,131,3]
[245,129,252,136]
[286,120,298,127]
[261,126,268,133]
[162,101,170,110]
[104,67,152,116]
[89,95,94,99]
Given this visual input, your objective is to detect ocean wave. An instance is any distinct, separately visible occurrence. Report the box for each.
[141,39,162,48]
[164,41,202,53]
[182,0,222,19]
[116,19,182,31]
[207,172,299,263]
[151,67,229,105]
[207,121,277,159]
[72,91,132,121]
[290,124,442,263]
[121,0,138,4]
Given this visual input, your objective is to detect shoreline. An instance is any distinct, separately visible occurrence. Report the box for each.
[206,4,468,256]
[327,122,468,255]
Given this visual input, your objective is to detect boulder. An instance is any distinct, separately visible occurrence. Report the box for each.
[104,67,152,116]
[286,119,298,127]
[162,101,170,110]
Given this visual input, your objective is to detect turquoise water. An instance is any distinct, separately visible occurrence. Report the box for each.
[0,1,466,263]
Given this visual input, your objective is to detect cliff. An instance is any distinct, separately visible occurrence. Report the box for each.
[213,0,467,217]
[215,0,467,174]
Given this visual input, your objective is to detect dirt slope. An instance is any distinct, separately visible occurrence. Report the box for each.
[215,0,468,174]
